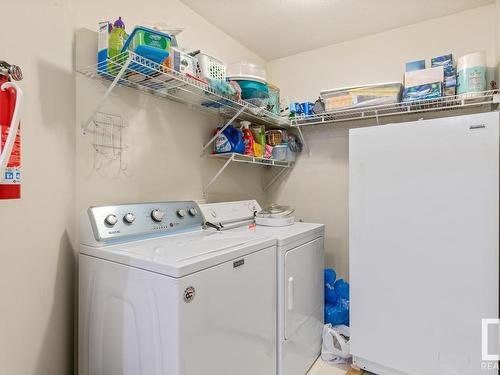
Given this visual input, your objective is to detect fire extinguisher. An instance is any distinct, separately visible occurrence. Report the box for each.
[0,61,23,199]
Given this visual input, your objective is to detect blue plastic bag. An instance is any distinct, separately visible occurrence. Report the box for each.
[324,269,338,305]
[334,279,349,300]
[325,299,349,326]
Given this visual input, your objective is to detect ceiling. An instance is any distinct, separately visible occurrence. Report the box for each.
[181,0,494,60]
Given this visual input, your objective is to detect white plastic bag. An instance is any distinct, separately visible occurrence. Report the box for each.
[321,324,351,364]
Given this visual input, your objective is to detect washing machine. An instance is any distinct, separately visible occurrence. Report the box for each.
[79,201,277,375]
[200,200,325,375]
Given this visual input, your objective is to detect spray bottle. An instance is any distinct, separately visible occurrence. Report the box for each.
[240,121,255,156]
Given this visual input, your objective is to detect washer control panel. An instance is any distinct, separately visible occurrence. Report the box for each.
[87,201,203,241]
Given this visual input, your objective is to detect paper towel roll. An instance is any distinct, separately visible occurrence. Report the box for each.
[457,51,486,94]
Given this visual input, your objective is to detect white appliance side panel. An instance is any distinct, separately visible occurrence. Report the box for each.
[281,237,325,375]
[177,245,277,375]
[349,112,499,375]
[78,254,180,375]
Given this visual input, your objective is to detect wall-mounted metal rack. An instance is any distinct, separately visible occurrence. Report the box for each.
[77,51,290,130]
[203,153,293,195]
[77,51,297,196]
[290,90,500,127]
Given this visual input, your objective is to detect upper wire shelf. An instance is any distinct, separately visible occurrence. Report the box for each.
[77,51,290,128]
[290,90,500,127]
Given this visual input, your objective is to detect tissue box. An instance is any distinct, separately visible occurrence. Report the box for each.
[404,66,444,87]
[432,54,456,96]
[402,83,442,102]
[405,60,425,72]
[431,54,454,77]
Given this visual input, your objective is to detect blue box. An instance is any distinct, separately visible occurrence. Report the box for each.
[405,60,425,72]
[402,83,442,102]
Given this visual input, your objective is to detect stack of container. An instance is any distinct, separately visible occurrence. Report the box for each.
[227,62,269,107]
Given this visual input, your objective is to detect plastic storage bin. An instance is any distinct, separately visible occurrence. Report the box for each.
[286,144,296,162]
[320,82,402,111]
[227,61,267,83]
[122,26,171,63]
[272,144,288,161]
[235,80,269,100]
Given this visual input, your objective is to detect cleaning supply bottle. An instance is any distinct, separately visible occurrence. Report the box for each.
[108,17,127,74]
[214,125,244,154]
[240,121,254,156]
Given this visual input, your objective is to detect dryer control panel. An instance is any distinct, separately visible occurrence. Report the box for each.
[84,201,203,243]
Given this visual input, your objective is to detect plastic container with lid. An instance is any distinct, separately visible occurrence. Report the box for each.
[122,26,171,63]
[272,144,288,161]
[235,80,269,100]
[227,61,267,83]
[320,82,402,111]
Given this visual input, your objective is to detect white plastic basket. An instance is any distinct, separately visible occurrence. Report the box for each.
[196,53,226,81]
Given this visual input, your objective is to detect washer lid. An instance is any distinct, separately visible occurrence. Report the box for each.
[80,229,275,278]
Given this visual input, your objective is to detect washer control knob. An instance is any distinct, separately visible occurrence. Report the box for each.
[123,212,136,224]
[189,207,198,216]
[177,208,187,218]
[105,214,118,226]
[151,209,165,222]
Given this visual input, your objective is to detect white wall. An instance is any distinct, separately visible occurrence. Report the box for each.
[0,1,271,374]
[0,1,75,375]
[265,5,497,279]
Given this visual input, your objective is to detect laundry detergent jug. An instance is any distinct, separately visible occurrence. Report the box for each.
[214,125,244,154]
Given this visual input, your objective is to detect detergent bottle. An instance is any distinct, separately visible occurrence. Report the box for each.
[214,125,244,154]
[240,121,254,156]
[108,17,127,73]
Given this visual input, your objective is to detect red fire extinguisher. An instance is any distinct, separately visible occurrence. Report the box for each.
[0,61,23,199]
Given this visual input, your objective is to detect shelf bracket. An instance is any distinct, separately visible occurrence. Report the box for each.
[82,54,133,132]
[296,126,309,155]
[201,104,248,155]
[203,154,234,196]
[263,166,290,191]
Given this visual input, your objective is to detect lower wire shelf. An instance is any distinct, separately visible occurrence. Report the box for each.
[204,153,294,195]
[207,153,294,167]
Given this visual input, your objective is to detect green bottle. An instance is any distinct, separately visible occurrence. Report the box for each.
[108,17,127,75]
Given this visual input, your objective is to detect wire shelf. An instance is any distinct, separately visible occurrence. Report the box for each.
[291,90,500,127]
[77,51,290,128]
[207,153,294,168]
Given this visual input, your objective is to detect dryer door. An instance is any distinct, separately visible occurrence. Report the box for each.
[283,237,324,374]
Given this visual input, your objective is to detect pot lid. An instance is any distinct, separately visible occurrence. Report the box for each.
[257,204,295,218]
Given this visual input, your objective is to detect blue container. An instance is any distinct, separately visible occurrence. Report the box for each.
[235,80,269,100]
[122,26,171,76]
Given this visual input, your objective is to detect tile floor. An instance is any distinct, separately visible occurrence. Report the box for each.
[308,358,350,375]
